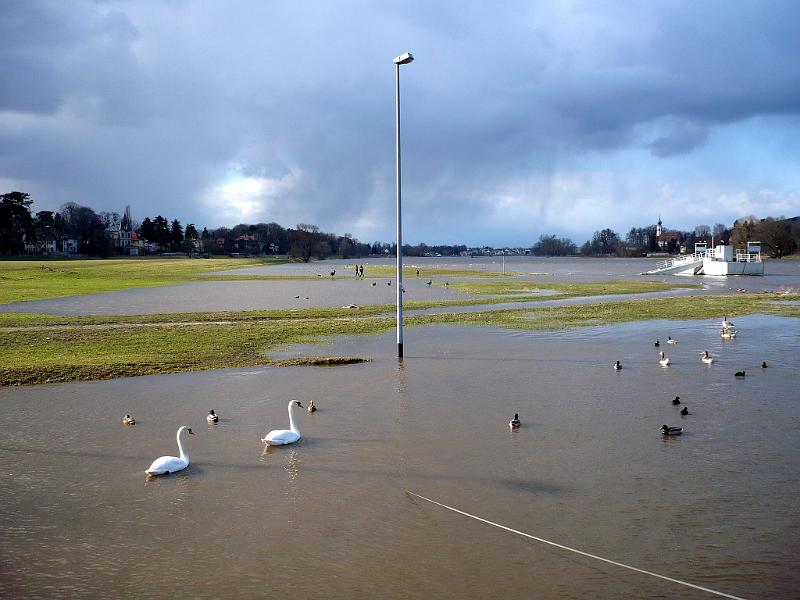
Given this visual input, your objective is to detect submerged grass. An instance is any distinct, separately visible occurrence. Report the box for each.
[0,291,797,386]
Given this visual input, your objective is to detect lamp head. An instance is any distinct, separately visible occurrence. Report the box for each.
[393,52,414,65]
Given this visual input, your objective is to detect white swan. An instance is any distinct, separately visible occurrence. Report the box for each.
[262,401,304,446]
[207,409,219,423]
[659,351,670,367]
[145,426,194,476]
[701,351,714,364]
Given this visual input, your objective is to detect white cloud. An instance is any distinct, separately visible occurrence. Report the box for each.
[202,168,303,225]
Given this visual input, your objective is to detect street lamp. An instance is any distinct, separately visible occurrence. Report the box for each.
[394,51,413,358]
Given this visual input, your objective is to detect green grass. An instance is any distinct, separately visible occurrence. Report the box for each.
[1,292,797,386]
[411,293,800,330]
[444,279,698,296]
[0,257,289,304]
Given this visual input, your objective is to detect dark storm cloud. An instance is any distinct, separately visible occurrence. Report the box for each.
[1,1,799,244]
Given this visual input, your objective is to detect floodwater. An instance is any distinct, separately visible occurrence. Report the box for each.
[1,314,799,598]
[2,257,797,316]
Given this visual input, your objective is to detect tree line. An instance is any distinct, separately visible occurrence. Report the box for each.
[2,190,799,259]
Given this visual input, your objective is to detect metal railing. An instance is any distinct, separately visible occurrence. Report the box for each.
[735,251,761,262]
[652,249,707,272]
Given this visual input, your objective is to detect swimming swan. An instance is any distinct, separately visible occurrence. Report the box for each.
[509,413,521,429]
[207,410,219,423]
[659,351,670,367]
[701,351,714,364]
[122,414,136,425]
[145,426,194,476]
[262,401,304,446]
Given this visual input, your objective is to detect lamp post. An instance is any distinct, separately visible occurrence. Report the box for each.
[394,51,413,358]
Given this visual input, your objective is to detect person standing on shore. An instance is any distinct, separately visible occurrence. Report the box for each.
[354,264,359,278]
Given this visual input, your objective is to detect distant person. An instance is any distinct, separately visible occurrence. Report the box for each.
[354,264,359,277]
[359,264,364,278]
[416,269,420,278]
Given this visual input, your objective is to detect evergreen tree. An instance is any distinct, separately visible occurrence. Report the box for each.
[0,191,35,254]
[170,219,184,250]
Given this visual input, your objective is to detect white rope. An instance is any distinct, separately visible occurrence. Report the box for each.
[406,491,747,600]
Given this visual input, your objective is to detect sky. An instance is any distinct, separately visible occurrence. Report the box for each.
[2,1,800,247]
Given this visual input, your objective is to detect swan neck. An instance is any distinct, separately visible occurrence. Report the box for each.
[288,403,300,435]
[177,428,189,460]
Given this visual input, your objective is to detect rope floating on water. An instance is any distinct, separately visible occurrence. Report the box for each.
[405,490,747,600]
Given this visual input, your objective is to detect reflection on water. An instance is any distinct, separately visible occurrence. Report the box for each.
[0,315,799,598]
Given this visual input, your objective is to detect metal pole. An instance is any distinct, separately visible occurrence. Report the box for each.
[395,62,403,358]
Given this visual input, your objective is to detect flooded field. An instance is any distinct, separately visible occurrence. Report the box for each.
[1,314,798,598]
[2,257,797,316]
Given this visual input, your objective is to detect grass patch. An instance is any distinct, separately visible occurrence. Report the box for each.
[410,293,800,330]
[444,279,698,296]
[1,292,797,386]
[0,257,289,304]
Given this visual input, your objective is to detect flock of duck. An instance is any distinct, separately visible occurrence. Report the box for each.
[611,316,767,438]
[124,399,318,476]
[127,315,766,474]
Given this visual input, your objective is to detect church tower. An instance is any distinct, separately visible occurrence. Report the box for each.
[656,216,662,238]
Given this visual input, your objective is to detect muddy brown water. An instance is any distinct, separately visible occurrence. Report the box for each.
[1,315,798,598]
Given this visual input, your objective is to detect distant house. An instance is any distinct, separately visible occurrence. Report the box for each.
[62,238,78,254]
[234,235,263,255]
[24,238,58,255]
[105,205,136,254]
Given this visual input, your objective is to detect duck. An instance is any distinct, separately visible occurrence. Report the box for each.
[667,337,678,344]
[721,329,737,339]
[760,361,768,368]
[672,396,681,405]
[722,316,735,330]
[701,351,714,364]
[680,406,689,416]
[307,399,317,414]
[509,413,521,429]
[122,414,136,425]
[659,351,670,367]
[426,280,432,286]
[654,340,660,347]
[330,270,336,277]
[734,370,746,377]
[371,281,377,286]
[145,426,194,476]
[262,400,304,446]
[387,280,391,286]
[660,425,683,436]
[207,409,219,423]
[613,360,622,370]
